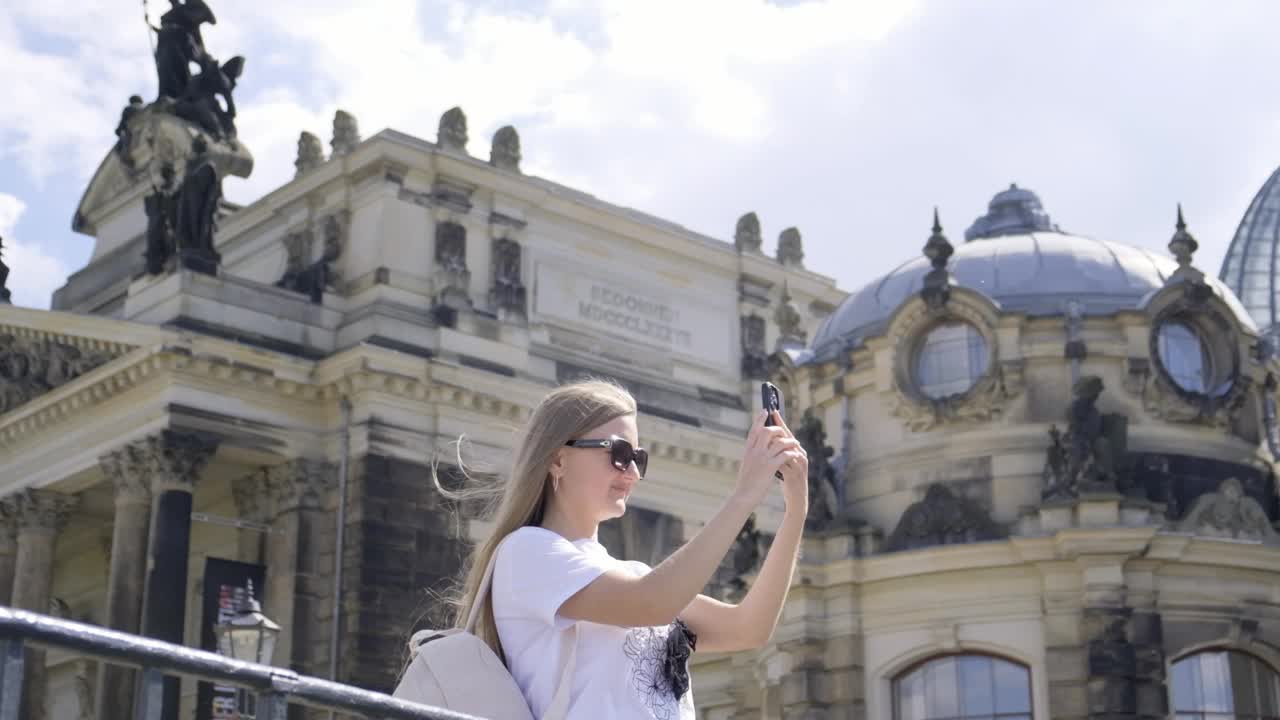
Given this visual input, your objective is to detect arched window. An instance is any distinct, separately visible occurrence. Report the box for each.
[1171,650,1280,719]
[914,322,989,399]
[894,654,1032,720]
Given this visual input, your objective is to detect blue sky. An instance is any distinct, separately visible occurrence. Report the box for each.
[4,0,1280,309]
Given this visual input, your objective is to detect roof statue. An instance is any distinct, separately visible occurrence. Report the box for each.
[331,110,360,157]
[0,235,10,304]
[490,126,522,172]
[734,212,762,253]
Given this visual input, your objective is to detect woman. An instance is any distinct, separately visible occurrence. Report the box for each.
[440,380,808,719]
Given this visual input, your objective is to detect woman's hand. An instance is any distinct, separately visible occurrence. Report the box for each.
[770,410,809,516]
[735,410,807,507]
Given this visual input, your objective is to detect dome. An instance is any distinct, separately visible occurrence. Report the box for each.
[811,190,1255,364]
[1219,166,1280,334]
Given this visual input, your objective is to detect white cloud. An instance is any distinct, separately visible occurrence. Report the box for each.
[0,194,70,310]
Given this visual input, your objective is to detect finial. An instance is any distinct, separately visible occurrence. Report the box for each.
[923,207,953,271]
[776,227,804,267]
[1168,203,1198,269]
[735,212,762,253]
[921,208,954,308]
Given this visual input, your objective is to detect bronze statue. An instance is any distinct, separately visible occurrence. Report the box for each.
[144,163,178,274]
[113,95,145,167]
[174,137,222,274]
[153,0,217,99]
[0,235,10,303]
[1043,375,1124,499]
[175,54,244,140]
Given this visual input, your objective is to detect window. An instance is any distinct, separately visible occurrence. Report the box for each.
[1172,651,1280,720]
[1158,322,1210,393]
[894,655,1032,720]
[915,322,989,399]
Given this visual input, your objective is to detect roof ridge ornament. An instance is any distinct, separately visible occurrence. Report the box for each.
[921,207,954,309]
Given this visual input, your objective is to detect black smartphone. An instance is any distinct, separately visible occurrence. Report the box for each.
[761,382,782,426]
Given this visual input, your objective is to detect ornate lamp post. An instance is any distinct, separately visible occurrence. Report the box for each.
[213,580,281,718]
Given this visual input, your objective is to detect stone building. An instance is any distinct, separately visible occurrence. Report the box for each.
[686,185,1280,719]
[0,98,840,718]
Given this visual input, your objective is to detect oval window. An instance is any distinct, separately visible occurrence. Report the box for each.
[915,322,990,399]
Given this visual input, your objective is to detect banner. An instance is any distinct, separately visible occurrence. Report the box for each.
[196,558,267,720]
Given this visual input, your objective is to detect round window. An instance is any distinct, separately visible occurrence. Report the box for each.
[1156,321,1231,397]
[914,322,990,399]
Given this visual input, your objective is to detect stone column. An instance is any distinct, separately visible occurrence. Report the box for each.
[140,430,218,720]
[0,498,19,605]
[264,459,337,675]
[10,488,78,720]
[95,441,154,720]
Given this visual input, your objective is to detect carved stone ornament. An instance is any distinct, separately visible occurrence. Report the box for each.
[776,227,804,267]
[711,514,764,600]
[740,313,768,379]
[1177,477,1279,544]
[99,442,154,505]
[490,125,521,172]
[0,335,114,415]
[11,489,79,533]
[884,483,1005,552]
[884,300,1022,432]
[331,109,360,157]
[265,458,337,513]
[488,237,526,316]
[231,472,271,524]
[434,221,472,309]
[146,431,219,492]
[773,284,806,351]
[921,209,955,310]
[735,212,763,253]
[438,106,469,152]
[276,213,345,303]
[295,130,325,176]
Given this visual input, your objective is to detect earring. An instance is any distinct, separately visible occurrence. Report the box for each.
[552,475,561,494]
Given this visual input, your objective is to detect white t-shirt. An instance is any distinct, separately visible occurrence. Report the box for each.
[492,526,697,720]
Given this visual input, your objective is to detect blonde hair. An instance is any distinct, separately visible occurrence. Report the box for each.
[433,379,637,661]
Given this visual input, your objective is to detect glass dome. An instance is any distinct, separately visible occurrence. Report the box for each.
[1220,166,1280,335]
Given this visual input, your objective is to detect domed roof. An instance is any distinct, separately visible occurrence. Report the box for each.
[810,189,1255,363]
[1219,166,1280,333]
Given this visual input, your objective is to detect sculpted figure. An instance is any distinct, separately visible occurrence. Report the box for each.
[153,0,217,99]
[175,54,244,139]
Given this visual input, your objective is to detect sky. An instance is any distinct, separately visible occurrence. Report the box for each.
[3,0,1280,310]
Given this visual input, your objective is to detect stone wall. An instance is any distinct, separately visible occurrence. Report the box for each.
[338,454,466,693]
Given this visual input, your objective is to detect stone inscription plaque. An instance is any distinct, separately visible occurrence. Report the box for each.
[533,261,731,366]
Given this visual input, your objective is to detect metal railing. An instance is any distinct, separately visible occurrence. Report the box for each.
[0,606,480,720]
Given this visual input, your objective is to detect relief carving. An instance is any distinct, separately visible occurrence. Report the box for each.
[1177,477,1279,544]
[0,335,114,415]
[740,314,767,379]
[435,221,472,309]
[884,483,1004,552]
[276,213,344,303]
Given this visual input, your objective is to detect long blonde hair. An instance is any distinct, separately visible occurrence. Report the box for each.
[434,379,637,661]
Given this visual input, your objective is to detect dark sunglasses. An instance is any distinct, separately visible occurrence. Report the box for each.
[564,436,649,478]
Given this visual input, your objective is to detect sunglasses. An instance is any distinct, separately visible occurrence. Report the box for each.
[564,436,649,478]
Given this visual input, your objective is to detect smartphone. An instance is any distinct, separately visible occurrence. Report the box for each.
[760,382,785,480]
[761,382,782,426]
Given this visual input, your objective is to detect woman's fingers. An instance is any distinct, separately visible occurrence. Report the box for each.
[746,410,767,450]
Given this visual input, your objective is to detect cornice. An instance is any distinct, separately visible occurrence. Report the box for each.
[0,342,744,474]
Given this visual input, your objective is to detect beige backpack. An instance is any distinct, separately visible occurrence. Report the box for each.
[392,537,578,719]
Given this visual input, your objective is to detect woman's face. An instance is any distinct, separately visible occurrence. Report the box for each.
[558,414,642,523]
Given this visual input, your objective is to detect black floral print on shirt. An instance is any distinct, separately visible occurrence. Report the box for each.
[623,620,697,720]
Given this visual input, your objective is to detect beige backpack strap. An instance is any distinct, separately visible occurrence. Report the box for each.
[468,531,581,719]
[542,623,580,720]
[464,533,512,632]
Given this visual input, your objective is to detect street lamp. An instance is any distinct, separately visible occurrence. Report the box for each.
[214,580,281,718]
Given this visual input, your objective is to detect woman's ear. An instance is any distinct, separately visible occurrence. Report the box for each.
[547,449,565,478]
